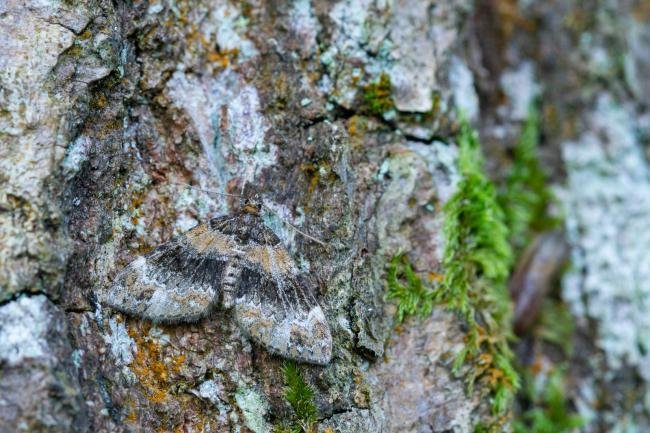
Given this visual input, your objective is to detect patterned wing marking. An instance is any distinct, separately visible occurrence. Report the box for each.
[233,225,332,365]
[104,218,238,323]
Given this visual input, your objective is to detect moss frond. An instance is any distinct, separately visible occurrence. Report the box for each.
[436,117,519,423]
[280,361,317,433]
[513,367,583,433]
[362,73,394,116]
[499,106,558,253]
[386,254,435,323]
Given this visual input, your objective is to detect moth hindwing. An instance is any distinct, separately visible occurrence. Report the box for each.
[104,203,332,365]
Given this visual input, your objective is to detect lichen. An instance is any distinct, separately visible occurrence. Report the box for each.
[166,70,274,187]
[562,95,650,376]
[500,62,540,121]
[235,386,271,433]
[126,322,185,405]
[205,2,259,62]
[103,317,135,366]
[0,295,50,366]
[449,57,480,121]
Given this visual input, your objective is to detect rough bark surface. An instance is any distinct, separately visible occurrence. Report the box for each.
[1,1,648,433]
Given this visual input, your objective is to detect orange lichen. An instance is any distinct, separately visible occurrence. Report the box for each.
[346,115,365,137]
[127,322,186,405]
[207,48,239,68]
[352,370,370,408]
[633,1,650,21]
[124,397,138,424]
[92,94,108,109]
[300,161,338,201]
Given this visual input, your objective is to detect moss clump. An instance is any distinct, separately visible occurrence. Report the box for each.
[498,107,558,253]
[537,299,574,356]
[437,117,519,421]
[386,254,435,323]
[276,361,318,433]
[361,73,394,116]
[513,367,583,433]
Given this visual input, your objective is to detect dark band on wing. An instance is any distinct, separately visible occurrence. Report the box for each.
[146,239,226,289]
[247,222,281,246]
[210,213,281,246]
[238,267,315,315]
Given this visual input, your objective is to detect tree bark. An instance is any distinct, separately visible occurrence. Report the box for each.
[1,1,649,432]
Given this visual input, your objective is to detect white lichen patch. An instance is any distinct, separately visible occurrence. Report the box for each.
[375,148,430,254]
[499,61,540,121]
[449,56,479,121]
[175,213,199,234]
[388,0,460,112]
[195,379,224,405]
[260,201,302,251]
[321,0,389,108]
[289,0,320,56]
[329,0,373,47]
[0,295,51,366]
[235,386,271,433]
[376,140,459,261]
[408,140,460,262]
[204,1,258,61]
[322,0,462,113]
[61,135,91,177]
[102,318,135,366]
[169,184,225,233]
[166,70,275,188]
[562,95,650,377]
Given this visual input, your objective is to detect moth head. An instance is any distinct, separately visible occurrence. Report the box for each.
[241,194,262,215]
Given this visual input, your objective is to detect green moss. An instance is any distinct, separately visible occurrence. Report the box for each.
[277,361,317,433]
[498,107,558,253]
[386,254,434,323]
[361,73,394,116]
[537,299,575,356]
[436,117,519,423]
[513,367,583,433]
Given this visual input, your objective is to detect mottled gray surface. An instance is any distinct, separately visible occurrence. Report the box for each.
[1,0,649,432]
[0,295,86,433]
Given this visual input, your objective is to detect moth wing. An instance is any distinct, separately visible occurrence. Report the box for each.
[104,216,239,323]
[234,226,332,365]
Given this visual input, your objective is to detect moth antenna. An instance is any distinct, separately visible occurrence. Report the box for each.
[170,182,328,248]
[261,203,329,249]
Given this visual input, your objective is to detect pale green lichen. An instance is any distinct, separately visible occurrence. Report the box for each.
[235,386,271,433]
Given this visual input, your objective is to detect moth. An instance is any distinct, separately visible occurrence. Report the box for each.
[103,194,332,365]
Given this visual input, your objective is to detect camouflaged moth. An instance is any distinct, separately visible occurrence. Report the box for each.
[103,195,332,365]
